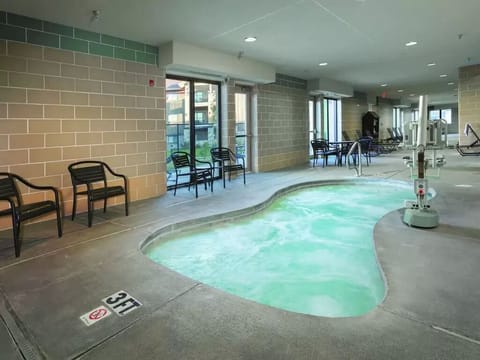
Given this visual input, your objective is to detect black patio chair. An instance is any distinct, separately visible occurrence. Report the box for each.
[210,147,246,188]
[68,161,128,227]
[171,151,213,197]
[0,172,62,257]
[310,139,340,167]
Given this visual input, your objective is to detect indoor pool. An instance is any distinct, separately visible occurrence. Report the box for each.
[144,182,414,317]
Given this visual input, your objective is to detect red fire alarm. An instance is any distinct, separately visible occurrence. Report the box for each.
[149,79,155,87]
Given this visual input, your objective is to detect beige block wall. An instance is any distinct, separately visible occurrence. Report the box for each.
[375,98,394,140]
[458,64,480,145]
[0,40,166,229]
[257,78,308,171]
[342,95,369,139]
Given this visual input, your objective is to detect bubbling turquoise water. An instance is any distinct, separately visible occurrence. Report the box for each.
[145,183,413,317]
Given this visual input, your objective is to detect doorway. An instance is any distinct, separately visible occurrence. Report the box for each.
[234,86,253,171]
[166,76,221,186]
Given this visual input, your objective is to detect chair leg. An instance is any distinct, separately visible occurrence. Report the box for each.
[56,206,62,237]
[12,214,20,257]
[173,175,178,196]
[194,176,199,198]
[71,194,77,220]
[243,168,246,184]
[124,193,129,216]
[222,168,226,188]
[103,198,107,213]
[87,197,93,227]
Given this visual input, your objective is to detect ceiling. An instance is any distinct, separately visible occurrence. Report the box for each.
[3,0,480,105]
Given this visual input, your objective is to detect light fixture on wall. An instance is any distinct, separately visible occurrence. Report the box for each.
[91,10,100,22]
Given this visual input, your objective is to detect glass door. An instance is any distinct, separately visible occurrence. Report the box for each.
[166,76,220,187]
[194,82,219,162]
[323,98,342,142]
[234,88,252,170]
[308,97,321,156]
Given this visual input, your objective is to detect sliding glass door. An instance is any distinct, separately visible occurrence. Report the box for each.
[166,76,220,185]
[323,98,342,142]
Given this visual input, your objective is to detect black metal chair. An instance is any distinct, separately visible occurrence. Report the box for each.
[171,152,213,198]
[0,172,62,257]
[310,139,340,167]
[210,147,246,188]
[68,161,128,227]
[358,136,373,165]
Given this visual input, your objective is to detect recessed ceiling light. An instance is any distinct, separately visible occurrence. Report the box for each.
[318,62,328,66]
[447,82,455,85]
[244,36,257,43]
[381,83,388,87]
[440,74,448,78]
[409,94,416,97]
[427,62,436,67]
[397,89,404,93]
[405,41,417,46]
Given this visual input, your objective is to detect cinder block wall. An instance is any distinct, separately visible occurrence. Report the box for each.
[376,98,394,140]
[342,95,368,140]
[257,74,308,171]
[458,64,480,145]
[0,13,166,229]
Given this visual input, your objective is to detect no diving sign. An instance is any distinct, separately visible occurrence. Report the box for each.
[80,290,142,327]
[80,305,112,326]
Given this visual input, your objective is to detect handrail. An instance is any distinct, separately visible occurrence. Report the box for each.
[347,141,362,176]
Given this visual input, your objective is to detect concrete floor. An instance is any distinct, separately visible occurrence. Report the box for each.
[0,148,479,360]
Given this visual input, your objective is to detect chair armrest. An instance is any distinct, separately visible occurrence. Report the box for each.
[195,159,213,170]
[102,163,128,186]
[14,175,57,193]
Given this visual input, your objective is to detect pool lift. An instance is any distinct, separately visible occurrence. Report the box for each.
[402,95,445,228]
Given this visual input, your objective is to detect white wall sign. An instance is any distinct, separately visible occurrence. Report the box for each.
[102,290,142,316]
[80,305,112,326]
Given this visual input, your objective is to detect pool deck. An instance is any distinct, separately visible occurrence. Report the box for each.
[1,148,479,359]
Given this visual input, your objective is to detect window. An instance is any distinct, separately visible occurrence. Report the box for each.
[429,108,452,124]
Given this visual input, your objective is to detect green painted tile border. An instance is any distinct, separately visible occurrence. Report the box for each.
[0,23,26,42]
[44,21,73,37]
[136,51,156,65]
[125,40,145,52]
[7,13,42,31]
[74,28,101,42]
[0,11,158,65]
[102,34,124,47]
[89,42,114,57]
[115,47,135,61]
[61,36,88,53]
[27,29,59,48]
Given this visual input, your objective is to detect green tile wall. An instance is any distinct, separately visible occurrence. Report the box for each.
[61,36,88,53]
[74,28,100,42]
[0,23,26,42]
[114,47,135,61]
[89,42,114,57]
[43,21,73,37]
[0,11,158,65]
[28,29,59,48]
[101,34,124,47]
[8,13,42,31]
